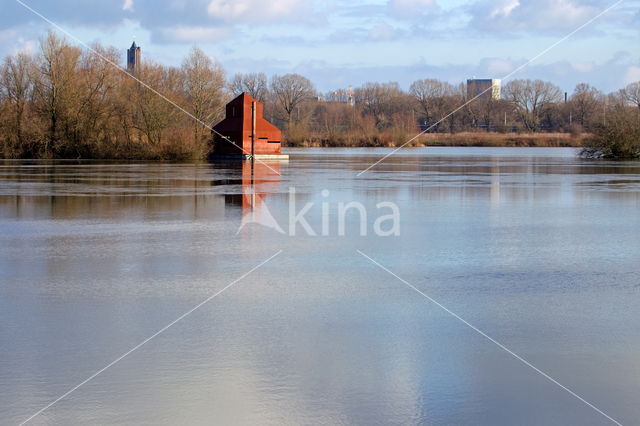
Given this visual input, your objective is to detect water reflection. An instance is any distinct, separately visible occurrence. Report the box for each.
[220,161,282,218]
[1,149,640,425]
[2,151,639,223]
[0,161,285,224]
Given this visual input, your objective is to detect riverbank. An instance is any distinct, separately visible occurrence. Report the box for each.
[417,132,588,147]
[285,132,589,148]
[2,133,589,161]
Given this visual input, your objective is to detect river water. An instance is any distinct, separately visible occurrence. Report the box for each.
[1,147,639,425]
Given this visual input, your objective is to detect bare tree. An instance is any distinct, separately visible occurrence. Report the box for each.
[354,82,406,130]
[313,102,357,142]
[620,82,640,109]
[0,52,35,150]
[409,79,454,129]
[33,31,82,154]
[569,83,602,128]
[131,63,183,146]
[504,79,563,131]
[182,47,227,142]
[230,72,267,102]
[270,73,315,127]
[73,44,121,151]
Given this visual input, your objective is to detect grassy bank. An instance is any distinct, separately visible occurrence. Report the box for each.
[417,132,588,147]
[285,132,589,148]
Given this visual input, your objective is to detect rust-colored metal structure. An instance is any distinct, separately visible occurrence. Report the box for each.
[210,93,287,160]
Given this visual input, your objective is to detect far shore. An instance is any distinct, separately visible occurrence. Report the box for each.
[0,133,590,162]
[285,132,589,148]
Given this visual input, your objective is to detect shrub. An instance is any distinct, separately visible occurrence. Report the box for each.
[581,107,640,159]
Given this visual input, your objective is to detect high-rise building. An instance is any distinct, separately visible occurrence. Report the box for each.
[467,79,501,101]
[127,41,141,73]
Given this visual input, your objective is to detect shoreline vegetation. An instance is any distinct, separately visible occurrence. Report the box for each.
[1,32,638,161]
[287,132,589,148]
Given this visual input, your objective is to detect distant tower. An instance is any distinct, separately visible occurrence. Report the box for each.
[467,79,501,101]
[127,41,141,73]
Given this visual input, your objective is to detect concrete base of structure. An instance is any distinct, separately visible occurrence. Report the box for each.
[209,154,289,161]
[253,154,289,160]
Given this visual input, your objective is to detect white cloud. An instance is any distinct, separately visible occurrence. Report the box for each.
[0,29,17,42]
[571,62,595,73]
[160,26,231,43]
[470,0,601,33]
[0,30,37,55]
[388,0,439,19]
[207,0,304,21]
[489,0,519,19]
[389,0,437,11]
[368,24,399,42]
[207,1,249,19]
[123,0,134,11]
[479,57,515,75]
[13,38,37,55]
[546,0,596,23]
[624,66,640,84]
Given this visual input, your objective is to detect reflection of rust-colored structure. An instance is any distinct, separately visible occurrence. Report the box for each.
[221,161,282,218]
[242,161,281,216]
[211,93,288,160]
[223,161,283,234]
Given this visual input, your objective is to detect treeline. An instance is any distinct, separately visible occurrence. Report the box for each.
[1,31,639,160]
[0,32,227,160]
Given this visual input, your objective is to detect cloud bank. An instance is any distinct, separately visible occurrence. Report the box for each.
[0,0,636,93]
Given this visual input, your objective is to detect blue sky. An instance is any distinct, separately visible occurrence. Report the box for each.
[0,0,639,93]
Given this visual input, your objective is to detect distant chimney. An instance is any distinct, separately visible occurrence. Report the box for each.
[127,41,141,73]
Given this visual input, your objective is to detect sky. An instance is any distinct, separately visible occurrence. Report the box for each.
[0,0,639,94]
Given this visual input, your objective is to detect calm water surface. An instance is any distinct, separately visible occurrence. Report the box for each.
[1,147,639,425]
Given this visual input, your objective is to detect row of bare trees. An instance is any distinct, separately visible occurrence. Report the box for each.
[0,32,229,159]
[274,78,638,147]
[1,31,639,158]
